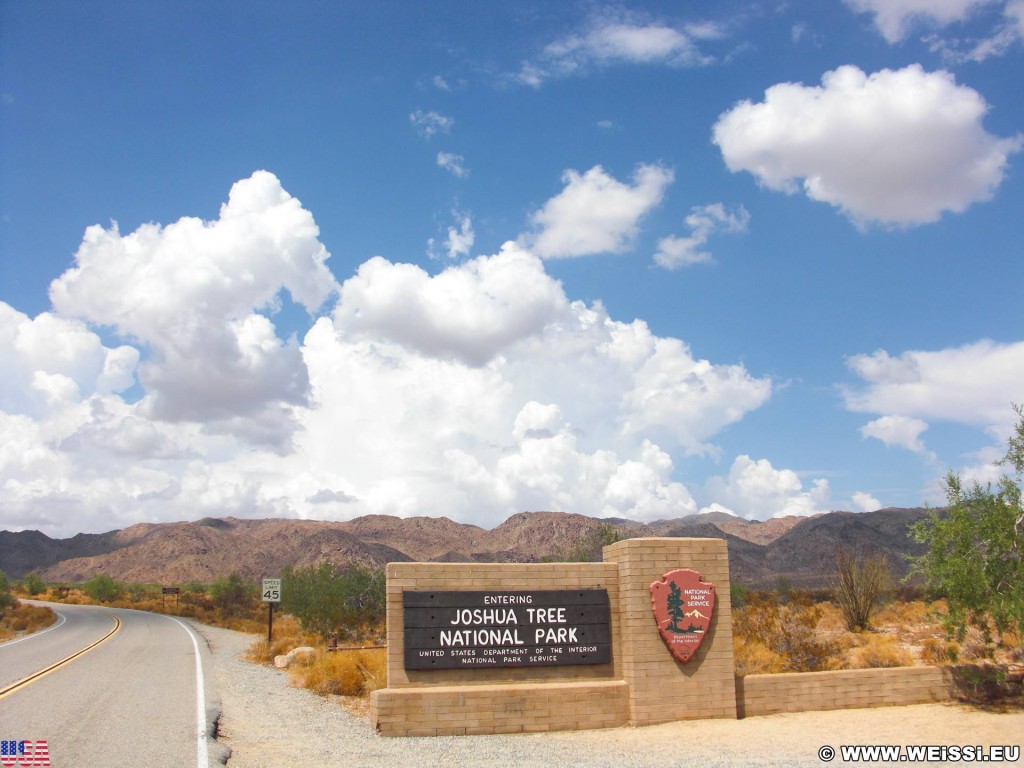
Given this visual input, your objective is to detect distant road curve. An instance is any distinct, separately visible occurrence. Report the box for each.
[0,602,221,768]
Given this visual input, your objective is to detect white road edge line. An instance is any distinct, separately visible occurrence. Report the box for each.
[169,616,210,768]
[0,611,68,647]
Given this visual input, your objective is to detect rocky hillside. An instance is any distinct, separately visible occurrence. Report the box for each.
[0,508,932,589]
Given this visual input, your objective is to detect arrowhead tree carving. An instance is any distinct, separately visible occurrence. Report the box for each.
[650,568,716,663]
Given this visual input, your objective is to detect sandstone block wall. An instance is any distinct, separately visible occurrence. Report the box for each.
[604,538,736,725]
[373,680,629,737]
[736,666,956,717]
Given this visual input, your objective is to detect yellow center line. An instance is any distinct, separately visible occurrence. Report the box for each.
[0,613,122,700]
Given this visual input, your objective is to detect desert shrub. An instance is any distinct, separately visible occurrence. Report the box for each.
[775,577,793,604]
[0,601,57,640]
[82,573,122,603]
[910,406,1024,646]
[733,635,786,675]
[848,633,915,668]
[875,599,930,627]
[281,563,385,642]
[556,522,628,562]
[730,582,749,609]
[23,572,46,596]
[733,592,840,673]
[0,571,15,611]
[288,648,387,697]
[921,637,959,665]
[126,582,160,603]
[958,626,997,661]
[830,548,890,631]
[180,587,215,612]
[209,573,257,617]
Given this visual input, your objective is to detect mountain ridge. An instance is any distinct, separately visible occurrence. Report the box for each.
[0,508,931,589]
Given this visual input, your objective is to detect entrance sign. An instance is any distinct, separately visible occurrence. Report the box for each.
[403,589,611,669]
[650,568,716,663]
[262,578,282,603]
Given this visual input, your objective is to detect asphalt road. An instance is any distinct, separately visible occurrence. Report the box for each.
[0,602,222,768]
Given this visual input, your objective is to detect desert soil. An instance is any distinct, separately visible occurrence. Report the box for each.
[196,623,1024,768]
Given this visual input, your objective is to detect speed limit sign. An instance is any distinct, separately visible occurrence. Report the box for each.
[262,578,281,603]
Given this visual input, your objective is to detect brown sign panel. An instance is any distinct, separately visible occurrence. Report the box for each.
[162,587,180,595]
[403,589,611,670]
[650,569,715,663]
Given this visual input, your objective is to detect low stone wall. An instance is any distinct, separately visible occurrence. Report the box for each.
[373,680,629,737]
[736,666,956,717]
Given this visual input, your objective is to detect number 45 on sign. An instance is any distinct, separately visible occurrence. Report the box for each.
[262,578,281,602]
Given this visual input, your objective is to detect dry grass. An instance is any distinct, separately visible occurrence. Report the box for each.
[244,616,316,664]
[733,635,787,675]
[921,637,960,665]
[0,601,58,641]
[288,649,387,697]
[244,615,385,700]
[733,594,1022,675]
[847,633,916,668]
[733,593,842,673]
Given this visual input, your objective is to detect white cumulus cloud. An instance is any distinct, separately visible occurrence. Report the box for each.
[522,164,674,259]
[334,243,566,367]
[654,203,750,269]
[409,109,454,139]
[703,455,830,519]
[437,151,469,178]
[851,491,883,512]
[48,171,338,442]
[860,415,933,455]
[843,340,1024,428]
[845,0,1001,42]
[0,303,138,418]
[713,64,1023,227]
[516,12,712,86]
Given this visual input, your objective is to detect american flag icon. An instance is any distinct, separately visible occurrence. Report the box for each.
[0,740,50,766]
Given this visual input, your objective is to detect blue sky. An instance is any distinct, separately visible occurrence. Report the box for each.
[2,0,1022,538]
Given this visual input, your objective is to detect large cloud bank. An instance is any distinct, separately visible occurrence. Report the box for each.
[4,172,824,537]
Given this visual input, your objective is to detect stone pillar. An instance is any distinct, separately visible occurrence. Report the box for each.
[603,537,736,725]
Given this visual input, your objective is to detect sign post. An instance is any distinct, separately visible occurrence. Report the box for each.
[262,578,281,644]
[162,586,180,610]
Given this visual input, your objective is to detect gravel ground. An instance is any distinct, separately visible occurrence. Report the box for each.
[194,623,1024,768]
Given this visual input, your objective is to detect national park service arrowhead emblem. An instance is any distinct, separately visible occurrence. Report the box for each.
[650,569,716,663]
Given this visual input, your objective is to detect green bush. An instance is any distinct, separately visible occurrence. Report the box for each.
[910,404,1024,644]
[209,573,257,617]
[23,572,46,596]
[83,574,122,603]
[281,562,385,642]
[0,571,16,610]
